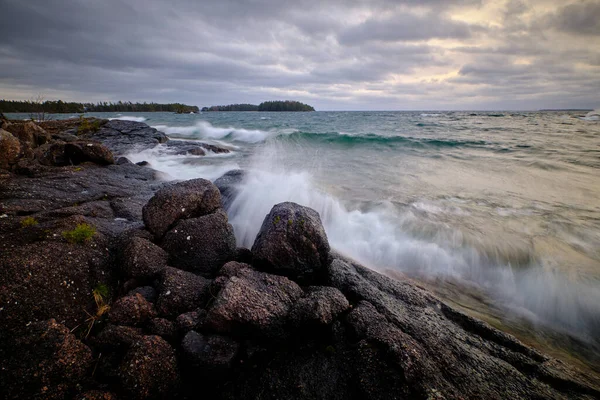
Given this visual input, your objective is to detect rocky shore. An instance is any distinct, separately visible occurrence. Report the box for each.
[1,116,599,399]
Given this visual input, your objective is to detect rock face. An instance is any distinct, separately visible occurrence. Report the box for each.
[142,178,222,239]
[121,237,168,279]
[252,202,330,283]
[0,128,21,170]
[162,209,237,276]
[156,267,211,317]
[81,119,168,154]
[119,335,180,399]
[0,319,92,399]
[205,263,303,339]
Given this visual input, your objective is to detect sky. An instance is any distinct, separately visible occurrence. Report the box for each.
[0,0,599,111]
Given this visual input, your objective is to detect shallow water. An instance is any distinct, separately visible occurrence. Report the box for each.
[10,110,600,369]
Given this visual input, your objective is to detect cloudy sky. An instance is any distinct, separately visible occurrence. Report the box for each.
[0,0,599,110]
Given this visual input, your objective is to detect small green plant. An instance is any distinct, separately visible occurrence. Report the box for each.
[273,215,281,226]
[62,223,96,244]
[83,283,111,338]
[20,216,38,228]
[77,117,102,135]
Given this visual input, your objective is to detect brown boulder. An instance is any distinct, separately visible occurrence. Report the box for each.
[156,267,211,317]
[205,264,303,339]
[121,236,168,279]
[119,335,180,399]
[0,128,21,170]
[4,121,51,148]
[109,293,156,326]
[142,178,221,238]
[0,319,92,399]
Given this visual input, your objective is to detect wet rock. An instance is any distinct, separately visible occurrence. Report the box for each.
[119,335,179,399]
[109,293,156,326]
[93,324,143,350]
[81,119,168,154]
[234,247,253,264]
[64,141,114,165]
[205,265,303,339]
[0,319,92,399]
[127,286,158,303]
[214,169,245,209]
[162,209,237,276]
[147,318,177,342]
[4,121,51,148]
[115,156,133,165]
[142,178,221,239]
[121,236,168,279]
[289,286,350,327]
[0,129,21,170]
[252,202,330,283]
[181,331,240,371]
[136,160,150,166]
[156,267,211,317]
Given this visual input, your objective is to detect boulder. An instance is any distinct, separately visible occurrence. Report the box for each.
[0,128,21,170]
[142,178,221,238]
[35,142,68,166]
[162,209,237,276]
[64,141,114,165]
[289,286,350,328]
[93,324,143,350]
[115,156,133,165]
[205,264,303,339]
[156,266,211,317]
[214,169,245,209]
[147,318,177,342]
[181,331,240,371]
[176,310,204,333]
[109,294,156,327]
[252,202,330,283]
[127,286,158,303]
[121,236,168,279]
[0,319,92,399]
[119,335,179,399]
[4,121,51,148]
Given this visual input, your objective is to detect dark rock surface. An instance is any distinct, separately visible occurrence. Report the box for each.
[156,266,211,317]
[127,285,158,302]
[119,335,180,399]
[252,201,330,283]
[121,236,168,279]
[205,263,303,339]
[165,140,231,156]
[289,286,350,327]
[147,318,178,342]
[0,128,21,170]
[80,119,168,154]
[0,319,92,400]
[162,209,237,276]
[214,169,245,209]
[142,177,221,238]
[181,331,240,371]
[109,293,156,326]
[93,324,144,350]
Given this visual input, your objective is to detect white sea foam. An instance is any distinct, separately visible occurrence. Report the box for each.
[224,143,600,341]
[153,120,272,143]
[109,116,147,122]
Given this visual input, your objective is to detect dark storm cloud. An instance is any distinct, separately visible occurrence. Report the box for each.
[0,0,598,110]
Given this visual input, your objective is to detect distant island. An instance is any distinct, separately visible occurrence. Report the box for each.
[0,100,199,114]
[201,100,315,112]
[539,108,593,111]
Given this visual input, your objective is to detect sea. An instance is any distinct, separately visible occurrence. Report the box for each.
[8,110,600,372]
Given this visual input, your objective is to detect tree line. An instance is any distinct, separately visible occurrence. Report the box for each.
[0,100,199,114]
[202,100,315,112]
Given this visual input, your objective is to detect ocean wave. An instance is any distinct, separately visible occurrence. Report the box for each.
[153,121,272,143]
[109,116,147,122]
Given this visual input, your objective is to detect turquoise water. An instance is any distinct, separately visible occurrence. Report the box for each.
[9,110,600,366]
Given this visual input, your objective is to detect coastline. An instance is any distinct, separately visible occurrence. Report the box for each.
[1,116,599,399]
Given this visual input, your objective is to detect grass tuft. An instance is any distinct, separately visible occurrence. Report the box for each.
[62,223,96,244]
[20,216,38,228]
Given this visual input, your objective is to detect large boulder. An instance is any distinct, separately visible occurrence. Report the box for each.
[83,119,168,154]
[289,286,350,328]
[142,178,221,239]
[252,202,330,283]
[162,209,237,276]
[214,169,245,209]
[121,236,168,279]
[205,263,303,339]
[181,331,240,371]
[4,121,51,148]
[0,128,21,170]
[64,142,114,165]
[0,319,92,399]
[119,335,179,399]
[109,293,156,327]
[93,324,143,351]
[156,267,211,317]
